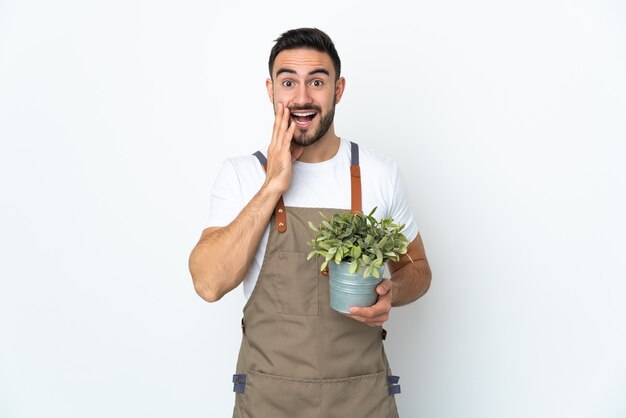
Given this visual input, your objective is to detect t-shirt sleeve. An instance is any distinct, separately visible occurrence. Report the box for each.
[205,159,243,227]
[387,160,419,243]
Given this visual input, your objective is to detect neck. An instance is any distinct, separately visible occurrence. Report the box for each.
[296,126,340,163]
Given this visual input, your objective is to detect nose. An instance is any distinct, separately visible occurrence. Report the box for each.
[292,83,313,107]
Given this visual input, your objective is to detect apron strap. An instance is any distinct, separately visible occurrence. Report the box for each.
[349,141,362,214]
[252,150,267,166]
[253,151,287,233]
[252,141,363,231]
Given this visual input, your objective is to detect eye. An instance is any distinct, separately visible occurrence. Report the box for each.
[282,80,294,88]
[311,79,324,88]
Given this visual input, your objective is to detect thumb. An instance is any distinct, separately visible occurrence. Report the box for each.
[377,280,392,295]
[291,144,304,161]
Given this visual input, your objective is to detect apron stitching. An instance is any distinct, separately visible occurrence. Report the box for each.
[246,369,386,383]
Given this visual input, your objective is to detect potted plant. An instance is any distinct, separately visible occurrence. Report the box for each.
[307,208,412,314]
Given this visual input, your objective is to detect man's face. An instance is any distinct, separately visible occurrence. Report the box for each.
[267,48,345,147]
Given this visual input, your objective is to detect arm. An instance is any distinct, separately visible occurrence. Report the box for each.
[388,232,432,306]
[189,103,300,302]
[347,233,432,326]
[189,188,281,302]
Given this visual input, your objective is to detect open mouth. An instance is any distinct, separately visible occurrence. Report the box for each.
[291,111,317,128]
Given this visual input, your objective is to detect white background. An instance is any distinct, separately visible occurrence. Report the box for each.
[1,1,625,417]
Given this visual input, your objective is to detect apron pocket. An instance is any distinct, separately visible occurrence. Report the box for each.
[235,370,396,418]
[237,370,321,418]
[273,251,319,316]
[320,371,395,418]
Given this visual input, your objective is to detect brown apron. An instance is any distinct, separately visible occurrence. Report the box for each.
[232,142,401,418]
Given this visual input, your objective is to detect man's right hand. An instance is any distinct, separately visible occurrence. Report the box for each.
[263,103,301,195]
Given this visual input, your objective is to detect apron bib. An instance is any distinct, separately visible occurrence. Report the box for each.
[232,142,401,418]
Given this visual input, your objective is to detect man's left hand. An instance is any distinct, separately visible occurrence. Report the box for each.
[346,279,393,327]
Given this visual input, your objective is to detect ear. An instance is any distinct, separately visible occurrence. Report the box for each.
[334,77,346,105]
[266,78,274,103]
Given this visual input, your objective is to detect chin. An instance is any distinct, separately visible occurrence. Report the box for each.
[293,132,321,147]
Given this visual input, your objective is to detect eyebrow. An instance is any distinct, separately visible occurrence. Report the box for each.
[275,68,330,78]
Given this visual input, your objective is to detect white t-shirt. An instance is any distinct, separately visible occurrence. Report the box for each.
[206,138,418,299]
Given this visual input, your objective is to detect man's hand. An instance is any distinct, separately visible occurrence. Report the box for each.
[263,103,302,195]
[342,235,432,325]
[346,279,393,327]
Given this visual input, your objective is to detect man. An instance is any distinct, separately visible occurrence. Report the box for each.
[189,28,431,418]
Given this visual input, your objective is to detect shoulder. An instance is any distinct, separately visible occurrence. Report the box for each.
[351,141,417,239]
[211,150,265,195]
[224,153,262,168]
[221,151,265,179]
[353,141,400,181]
[213,150,266,202]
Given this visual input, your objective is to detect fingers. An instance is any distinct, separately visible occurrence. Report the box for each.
[270,103,283,149]
[349,304,389,320]
[344,310,388,327]
[347,303,390,327]
[286,118,296,146]
[270,103,294,152]
[279,105,296,151]
[279,103,290,142]
[346,280,392,327]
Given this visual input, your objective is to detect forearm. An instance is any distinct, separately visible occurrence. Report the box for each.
[390,259,431,307]
[190,103,298,302]
[189,185,281,302]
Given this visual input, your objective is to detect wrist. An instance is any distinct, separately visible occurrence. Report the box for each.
[389,279,399,306]
[259,181,284,201]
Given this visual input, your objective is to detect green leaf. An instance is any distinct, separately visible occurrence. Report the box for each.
[306,206,410,276]
[364,265,373,278]
[349,259,358,274]
[320,260,328,272]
